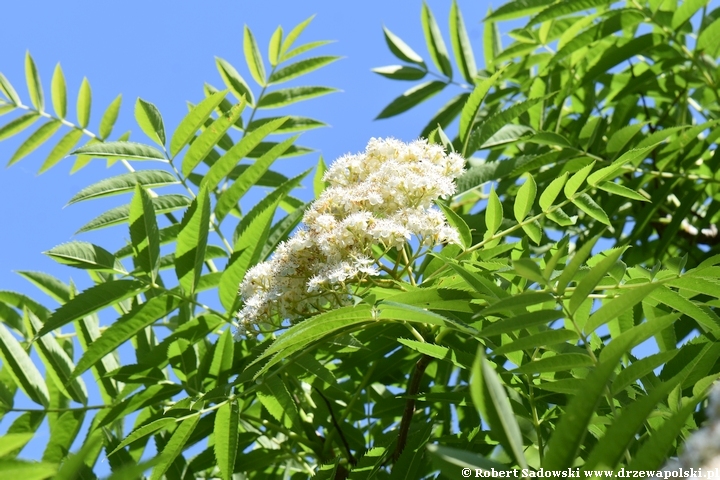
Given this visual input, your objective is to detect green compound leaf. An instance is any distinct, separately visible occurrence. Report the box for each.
[77,194,191,233]
[584,283,660,334]
[528,0,614,27]
[247,115,325,134]
[50,63,67,119]
[449,0,477,84]
[572,193,611,225]
[25,52,44,111]
[597,181,650,202]
[0,72,22,105]
[39,129,83,173]
[257,376,300,429]
[471,349,529,469]
[421,2,453,78]
[569,246,628,315]
[108,418,177,457]
[175,188,211,295]
[555,234,601,296]
[215,135,298,222]
[24,310,87,404]
[216,57,255,105]
[7,119,62,166]
[269,56,340,84]
[67,170,179,205]
[459,67,505,143]
[73,294,181,378]
[257,86,338,109]
[0,322,49,407]
[37,280,146,337]
[251,305,375,377]
[280,15,315,56]
[514,174,537,222]
[181,99,245,177]
[485,186,503,236]
[697,17,720,57]
[214,400,239,480]
[129,185,160,281]
[383,26,425,66]
[435,201,472,250]
[376,81,445,120]
[134,98,166,147]
[0,113,39,143]
[149,414,201,480]
[201,116,288,191]
[243,25,266,86]
[372,65,427,81]
[170,89,228,157]
[268,26,283,67]
[465,95,551,156]
[99,94,122,140]
[0,460,57,478]
[485,0,555,21]
[564,161,595,198]
[72,141,166,161]
[76,77,91,128]
[16,271,70,304]
[542,328,641,470]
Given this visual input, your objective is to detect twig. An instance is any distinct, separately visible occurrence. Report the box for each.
[390,354,433,463]
[313,386,357,466]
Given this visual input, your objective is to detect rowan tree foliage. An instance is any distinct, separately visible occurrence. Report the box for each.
[1,0,720,478]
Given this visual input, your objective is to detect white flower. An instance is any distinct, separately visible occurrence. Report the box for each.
[235,137,466,337]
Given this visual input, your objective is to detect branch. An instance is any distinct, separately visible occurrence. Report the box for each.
[313,386,356,467]
[390,354,433,463]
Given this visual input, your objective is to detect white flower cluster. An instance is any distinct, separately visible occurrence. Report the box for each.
[235,137,465,337]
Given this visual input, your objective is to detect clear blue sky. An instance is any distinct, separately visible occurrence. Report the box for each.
[0,0,492,465]
[0,0,489,304]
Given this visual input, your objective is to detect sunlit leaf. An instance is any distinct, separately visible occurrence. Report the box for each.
[383,26,425,66]
[99,94,122,140]
[459,67,505,143]
[24,52,44,111]
[72,141,166,161]
[73,294,181,378]
[170,89,227,157]
[269,56,340,84]
[7,120,61,166]
[214,400,239,480]
[39,129,83,173]
[77,194,191,233]
[175,188,211,295]
[257,86,338,109]
[149,414,200,480]
[67,170,179,205]
[24,310,87,404]
[0,113,39,142]
[181,99,245,177]
[38,280,146,337]
[129,185,160,281]
[50,63,66,119]
[201,117,288,191]
[76,77,91,128]
[0,322,49,407]
[215,57,255,105]
[244,25,266,86]
[134,98,166,147]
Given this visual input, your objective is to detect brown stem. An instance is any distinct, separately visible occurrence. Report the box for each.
[313,386,357,466]
[390,354,433,463]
